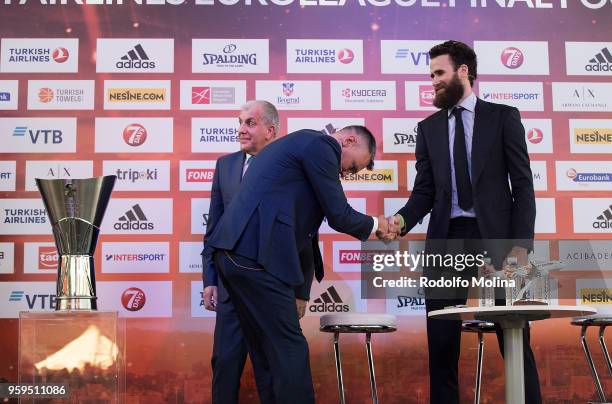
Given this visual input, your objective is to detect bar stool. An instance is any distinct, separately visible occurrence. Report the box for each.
[571,315,612,403]
[320,313,397,404]
[461,319,497,404]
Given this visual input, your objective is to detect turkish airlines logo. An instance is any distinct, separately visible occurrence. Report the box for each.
[527,128,543,144]
[501,47,524,69]
[186,168,214,182]
[337,48,354,64]
[52,47,69,63]
[419,85,435,106]
[123,124,147,146]
[121,287,146,311]
[38,246,58,269]
[38,88,54,103]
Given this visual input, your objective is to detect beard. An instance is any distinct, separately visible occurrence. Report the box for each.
[433,73,465,110]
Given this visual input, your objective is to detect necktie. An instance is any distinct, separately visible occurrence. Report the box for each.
[452,107,473,211]
[242,155,253,178]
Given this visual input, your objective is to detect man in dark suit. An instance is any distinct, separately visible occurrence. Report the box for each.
[202,100,323,404]
[206,125,388,403]
[389,40,541,403]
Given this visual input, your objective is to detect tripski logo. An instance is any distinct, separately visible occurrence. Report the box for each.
[117,44,155,69]
[114,204,154,231]
[309,286,349,313]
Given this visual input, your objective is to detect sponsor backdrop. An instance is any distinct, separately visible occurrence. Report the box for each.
[0,2,611,403]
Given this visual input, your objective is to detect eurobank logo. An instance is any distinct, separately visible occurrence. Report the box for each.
[286,39,363,74]
[104,80,170,110]
[557,161,612,191]
[569,119,612,153]
[96,39,174,73]
[341,160,398,191]
[0,38,78,73]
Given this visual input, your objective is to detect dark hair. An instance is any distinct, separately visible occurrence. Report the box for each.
[343,125,376,170]
[429,40,478,86]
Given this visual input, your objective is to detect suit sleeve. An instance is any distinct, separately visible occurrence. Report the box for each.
[301,136,374,241]
[503,107,536,251]
[396,122,435,235]
[294,240,315,300]
[202,159,224,288]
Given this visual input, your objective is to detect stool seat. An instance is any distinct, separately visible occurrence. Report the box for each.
[572,315,612,327]
[320,313,397,334]
[462,320,496,334]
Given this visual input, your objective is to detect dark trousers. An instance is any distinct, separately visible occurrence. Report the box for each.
[211,278,273,404]
[425,217,542,404]
[214,250,315,404]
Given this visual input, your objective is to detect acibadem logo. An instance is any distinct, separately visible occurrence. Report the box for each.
[309,286,349,313]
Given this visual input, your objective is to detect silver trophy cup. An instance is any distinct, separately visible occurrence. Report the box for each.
[36,176,116,310]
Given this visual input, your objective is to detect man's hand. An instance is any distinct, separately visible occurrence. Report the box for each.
[203,286,218,311]
[506,246,529,267]
[296,298,307,319]
[376,215,400,242]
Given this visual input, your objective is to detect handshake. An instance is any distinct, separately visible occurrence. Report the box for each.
[375,214,402,242]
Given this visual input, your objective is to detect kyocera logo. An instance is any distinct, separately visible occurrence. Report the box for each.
[500,47,524,69]
[123,124,147,146]
[121,287,146,311]
[186,168,214,182]
[38,246,58,269]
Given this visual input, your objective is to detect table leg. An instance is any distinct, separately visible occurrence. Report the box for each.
[500,319,526,404]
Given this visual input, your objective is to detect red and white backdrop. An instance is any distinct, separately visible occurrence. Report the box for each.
[0,2,611,402]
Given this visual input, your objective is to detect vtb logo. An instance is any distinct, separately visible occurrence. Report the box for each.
[12,126,63,144]
[9,290,57,309]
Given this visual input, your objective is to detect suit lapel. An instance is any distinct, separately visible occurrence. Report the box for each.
[228,152,245,198]
[429,111,452,193]
[471,99,497,185]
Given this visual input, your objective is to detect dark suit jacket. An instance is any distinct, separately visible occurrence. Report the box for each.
[202,150,324,301]
[205,130,374,287]
[396,98,535,266]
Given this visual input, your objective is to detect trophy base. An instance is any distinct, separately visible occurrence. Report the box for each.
[56,296,98,311]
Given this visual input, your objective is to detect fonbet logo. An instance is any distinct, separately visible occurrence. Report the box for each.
[12,126,63,144]
[527,128,544,144]
[581,288,612,304]
[114,204,153,231]
[186,168,214,182]
[116,44,155,69]
[309,286,349,313]
[501,47,524,69]
[202,43,257,66]
[121,287,146,311]
[52,47,69,63]
[593,204,612,229]
[419,85,435,107]
[38,246,58,269]
[9,290,56,309]
[123,124,147,146]
[586,47,612,72]
[574,128,612,144]
[339,250,388,264]
[38,88,54,103]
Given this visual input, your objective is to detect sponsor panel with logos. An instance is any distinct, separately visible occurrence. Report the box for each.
[556,161,612,191]
[191,198,211,235]
[180,161,216,191]
[305,280,367,316]
[103,80,170,110]
[478,82,544,111]
[192,117,240,153]
[565,42,612,76]
[96,38,174,73]
[386,286,426,316]
[102,242,169,273]
[286,39,363,74]
[380,40,445,74]
[474,41,549,75]
[191,281,216,318]
[0,282,56,317]
[319,198,366,235]
[331,81,396,110]
[383,118,419,154]
[559,240,612,271]
[255,80,322,110]
[0,242,15,274]
[23,242,57,274]
[552,82,612,112]
[384,198,430,234]
[569,119,612,153]
[332,240,399,273]
[0,38,78,73]
[0,80,18,110]
[573,198,612,233]
[576,279,612,314]
[530,161,547,191]
[0,161,16,191]
[180,80,246,110]
[535,198,556,234]
[102,160,170,191]
[341,160,398,191]
[24,160,93,192]
[286,117,365,135]
[0,117,76,153]
[179,242,204,274]
[404,81,437,111]
[522,119,553,154]
[192,39,269,73]
[101,198,173,235]
[0,199,50,235]
[27,80,94,110]
[94,117,173,153]
[96,281,172,318]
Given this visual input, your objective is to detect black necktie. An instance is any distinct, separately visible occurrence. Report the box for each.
[452,107,473,211]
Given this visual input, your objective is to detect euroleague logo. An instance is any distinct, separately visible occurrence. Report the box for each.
[501,47,524,69]
[527,128,543,144]
[337,48,354,64]
[121,287,146,311]
[38,88,54,103]
[123,124,147,146]
[52,47,69,63]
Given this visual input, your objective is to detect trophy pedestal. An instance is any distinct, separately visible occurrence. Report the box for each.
[18,311,125,403]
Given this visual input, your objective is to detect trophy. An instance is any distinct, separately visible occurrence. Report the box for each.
[36,176,116,310]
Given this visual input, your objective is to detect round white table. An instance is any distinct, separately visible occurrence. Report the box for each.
[429,305,597,404]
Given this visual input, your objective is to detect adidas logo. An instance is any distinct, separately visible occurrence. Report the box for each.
[586,47,612,72]
[116,44,156,69]
[114,204,154,231]
[593,204,612,229]
[309,286,349,313]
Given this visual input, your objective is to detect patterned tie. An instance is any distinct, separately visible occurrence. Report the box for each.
[452,107,473,211]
